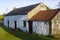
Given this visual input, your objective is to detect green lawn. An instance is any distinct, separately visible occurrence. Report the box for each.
[0,25,60,40]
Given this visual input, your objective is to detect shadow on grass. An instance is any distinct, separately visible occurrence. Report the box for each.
[0,25,53,40]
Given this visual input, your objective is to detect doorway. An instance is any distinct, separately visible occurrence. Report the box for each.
[14,21,17,29]
[8,20,9,28]
[28,21,33,33]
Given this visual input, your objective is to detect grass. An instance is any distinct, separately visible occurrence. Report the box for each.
[0,25,60,40]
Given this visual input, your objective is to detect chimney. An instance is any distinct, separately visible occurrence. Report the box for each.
[13,6,16,10]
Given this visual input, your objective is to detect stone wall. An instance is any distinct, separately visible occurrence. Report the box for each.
[52,11,60,35]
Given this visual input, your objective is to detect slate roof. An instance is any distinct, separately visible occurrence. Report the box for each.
[5,3,40,16]
[29,9,60,21]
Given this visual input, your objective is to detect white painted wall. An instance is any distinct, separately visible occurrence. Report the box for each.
[4,15,29,32]
[4,15,50,35]
[33,21,49,35]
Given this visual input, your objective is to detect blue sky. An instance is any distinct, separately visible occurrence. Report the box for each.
[0,0,60,14]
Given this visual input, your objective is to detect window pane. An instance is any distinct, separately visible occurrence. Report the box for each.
[23,21,26,27]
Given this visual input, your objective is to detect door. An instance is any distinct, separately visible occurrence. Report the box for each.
[8,20,9,28]
[28,21,33,33]
[14,21,17,29]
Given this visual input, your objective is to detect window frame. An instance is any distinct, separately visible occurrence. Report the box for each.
[23,21,26,27]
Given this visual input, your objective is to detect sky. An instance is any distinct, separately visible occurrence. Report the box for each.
[0,0,60,14]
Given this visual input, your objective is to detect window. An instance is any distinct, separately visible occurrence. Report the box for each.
[23,21,26,27]
[45,22,47,25]
[41,5,44,7]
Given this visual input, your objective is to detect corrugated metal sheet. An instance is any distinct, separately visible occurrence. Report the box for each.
[29,9,60,21]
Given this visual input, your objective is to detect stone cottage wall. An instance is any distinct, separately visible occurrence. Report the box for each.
[4,15,28,32]
[52,11,60,35]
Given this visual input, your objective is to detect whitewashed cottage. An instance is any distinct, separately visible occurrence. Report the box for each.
[4,2,60,36]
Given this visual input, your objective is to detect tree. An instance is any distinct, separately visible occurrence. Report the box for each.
[0,15,4,20]
[57,2,60,8]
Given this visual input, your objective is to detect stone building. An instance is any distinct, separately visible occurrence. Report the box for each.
[4,2,60,36]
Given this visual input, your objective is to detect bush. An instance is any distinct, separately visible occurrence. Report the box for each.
[0,15,4,20]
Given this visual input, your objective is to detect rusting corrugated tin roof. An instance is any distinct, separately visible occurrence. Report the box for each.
[29,9,60,21]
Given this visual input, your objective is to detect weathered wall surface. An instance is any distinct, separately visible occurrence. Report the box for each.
[4,15,29,32]
[4,15,50,35]
[52,11,60,35]
[33,21,49,35]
